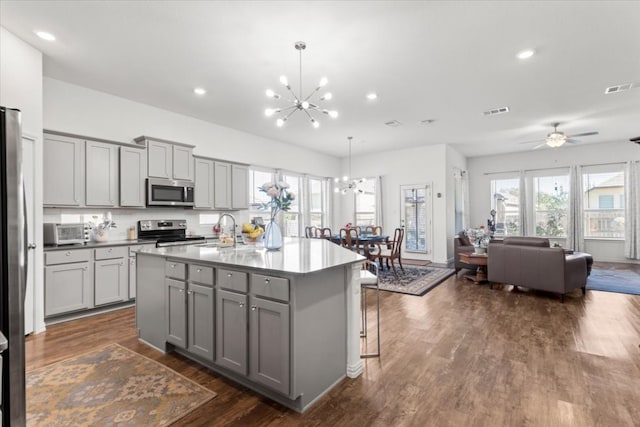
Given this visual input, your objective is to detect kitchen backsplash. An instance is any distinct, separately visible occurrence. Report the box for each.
[43,208,253,240]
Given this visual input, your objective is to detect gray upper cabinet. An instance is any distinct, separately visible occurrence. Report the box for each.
[120,146,147,207]
[173,145,194,181]
[194,157,214,209]
[43,134,84,206]
[86,140,118,206]
[147,140,173,179]
[214,161,232,209]
[142,136,194,181]
[231,164,249,209]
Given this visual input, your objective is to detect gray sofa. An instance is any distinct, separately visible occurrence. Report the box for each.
[487,237,592,302]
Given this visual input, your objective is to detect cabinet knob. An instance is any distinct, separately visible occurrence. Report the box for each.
[171,264,176,268]
[197,268,202,272]
[108,248,112,252]
[66,251,71,256]
[264,278,271,284]
[187,291,192,295]
[227,272,232,278]
[251,305,257,311]
[239,302,245,308]
[179,288,184,293]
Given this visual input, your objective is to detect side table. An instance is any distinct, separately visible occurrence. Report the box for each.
[458,252,489,284]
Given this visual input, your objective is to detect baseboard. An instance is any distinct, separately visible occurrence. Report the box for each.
[346,360,363,378]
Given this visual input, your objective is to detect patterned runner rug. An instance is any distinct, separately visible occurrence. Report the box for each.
[27,343,216,426]
[376,265,455,296]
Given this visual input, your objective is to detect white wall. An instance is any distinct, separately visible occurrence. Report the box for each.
[44,78,340,178]
[0,26,46,333]
[335,143,452,264]
[467,141,640,263]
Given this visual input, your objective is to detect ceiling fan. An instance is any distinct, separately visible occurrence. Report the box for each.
[522,123,599,149]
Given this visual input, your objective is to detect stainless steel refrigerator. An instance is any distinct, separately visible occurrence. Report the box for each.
[0,106,27,426]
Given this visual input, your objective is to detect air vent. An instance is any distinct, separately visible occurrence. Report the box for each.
[605,81,639,94]
[420,119,436,125]
[384,120,402,127]
[483,106,510,116]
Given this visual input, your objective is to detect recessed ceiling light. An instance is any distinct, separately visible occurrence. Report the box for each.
[34,31,56,41]
[366,93,378,100]
[516,49,535,59]
[193,87,207,96]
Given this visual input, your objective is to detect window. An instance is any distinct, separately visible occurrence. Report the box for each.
[583,166,625,238]
[532,173,569,238]
[248,167,275,224]
[490,177,520,236]
[281,173,302,237]
[354,179,376,226]
[308,177,327,227]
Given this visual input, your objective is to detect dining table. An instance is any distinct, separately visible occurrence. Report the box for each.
[330,233,389,259]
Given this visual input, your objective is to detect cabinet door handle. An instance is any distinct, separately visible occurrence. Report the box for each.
[187,291,192,295]
[239,302,245,308]
[171,264,176,268]
[264,278,270,284]
[197,268,202,272]
[227,272,232,278]
[251,305,257,311]
[178,288,184,293]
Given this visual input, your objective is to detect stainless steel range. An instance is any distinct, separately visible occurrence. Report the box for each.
[137,219,205,247]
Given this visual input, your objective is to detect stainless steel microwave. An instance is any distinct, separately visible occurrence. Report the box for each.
[43,223,90,245]
[147,178,195,207]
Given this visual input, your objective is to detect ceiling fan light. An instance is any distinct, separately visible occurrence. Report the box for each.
[321,92,333,101]
[311,118,319,128]
[276,118,285,127]
[279,75,289,87]
[302,101,310,109]
[319,77,328,87]
[328,110,338,118]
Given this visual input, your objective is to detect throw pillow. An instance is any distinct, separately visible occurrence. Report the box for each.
[458,231,471,246]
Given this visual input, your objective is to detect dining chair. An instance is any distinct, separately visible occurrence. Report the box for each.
[340,228,363,254]
[365,225,383,236]
[316,227,332,240]
[376,227,405,276]
[360,259,380,358]
[304,226,317,238]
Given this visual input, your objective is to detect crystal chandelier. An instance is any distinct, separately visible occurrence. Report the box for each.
[334,137,366,194]
[265,41,338,128]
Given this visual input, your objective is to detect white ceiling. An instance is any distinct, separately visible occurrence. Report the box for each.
[2,1,639,158]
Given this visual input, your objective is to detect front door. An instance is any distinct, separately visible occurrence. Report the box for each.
[400,184,432,255]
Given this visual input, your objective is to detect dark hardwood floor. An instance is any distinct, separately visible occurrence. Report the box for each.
[26,263,640,426]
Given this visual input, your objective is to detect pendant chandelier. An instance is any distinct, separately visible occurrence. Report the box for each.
[265,41,338,128]
[334,136,366,194]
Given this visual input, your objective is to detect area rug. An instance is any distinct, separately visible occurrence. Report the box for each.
[27,343,216,426]
[586,268,640,295]
[376,265,455,296]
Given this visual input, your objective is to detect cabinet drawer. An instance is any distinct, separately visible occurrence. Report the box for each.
[189,264,214,286]
[45,249,91,265]
[251,274,289,302]
[165,261,187,280]
[94,246,129,260]
[217,268,248,293]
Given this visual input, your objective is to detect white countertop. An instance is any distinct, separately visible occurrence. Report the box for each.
[137,237,365,275]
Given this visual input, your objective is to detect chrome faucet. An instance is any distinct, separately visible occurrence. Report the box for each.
[218,213,237,247]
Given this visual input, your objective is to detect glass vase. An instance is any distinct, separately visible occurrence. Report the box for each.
[263,220,283,251]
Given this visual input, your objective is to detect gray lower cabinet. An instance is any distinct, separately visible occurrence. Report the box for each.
[249,296,290,395]
[215,289,248,375]
[44,261,92,316]
[43,134,84,206]
[94,258,128,305]
[166,278,187,348]
[187,283,214,361]
[85,140,118,206]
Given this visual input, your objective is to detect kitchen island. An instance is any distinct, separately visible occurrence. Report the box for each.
[135,237,365,412]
